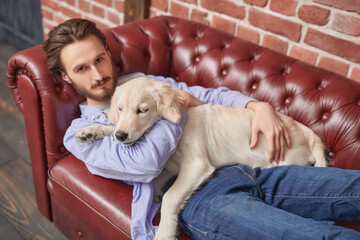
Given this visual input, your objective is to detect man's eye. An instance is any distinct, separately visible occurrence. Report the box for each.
[96,57,103,63]
[77,66,86,72]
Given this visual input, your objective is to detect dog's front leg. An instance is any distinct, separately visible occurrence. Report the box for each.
[155,161,215,240]
[75,125,115,143]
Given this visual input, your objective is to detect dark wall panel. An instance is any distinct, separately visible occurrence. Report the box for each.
[0,0,43,49]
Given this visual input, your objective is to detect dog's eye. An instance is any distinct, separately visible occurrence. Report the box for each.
[118,107,122,112]
[137,108,148,114]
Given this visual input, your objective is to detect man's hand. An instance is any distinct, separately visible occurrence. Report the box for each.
[246,101,291,164]
[179,91,205,111]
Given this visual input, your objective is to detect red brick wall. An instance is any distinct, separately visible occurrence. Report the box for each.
[41,0,360,83]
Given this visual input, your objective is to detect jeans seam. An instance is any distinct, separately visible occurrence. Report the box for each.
[235,166,263,199]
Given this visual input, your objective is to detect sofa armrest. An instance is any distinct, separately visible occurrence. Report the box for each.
[7,45,84,219]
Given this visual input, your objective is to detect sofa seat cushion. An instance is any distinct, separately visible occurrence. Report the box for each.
[48,154,192,239]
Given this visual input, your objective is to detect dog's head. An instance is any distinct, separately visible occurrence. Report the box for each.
[108,77,187,145]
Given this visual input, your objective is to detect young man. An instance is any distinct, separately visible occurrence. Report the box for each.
[42,19,360,240]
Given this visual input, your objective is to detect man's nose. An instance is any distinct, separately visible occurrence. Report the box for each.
[91,66,103,80]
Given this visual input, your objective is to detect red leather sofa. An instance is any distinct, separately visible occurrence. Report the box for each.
[7,16,360,239]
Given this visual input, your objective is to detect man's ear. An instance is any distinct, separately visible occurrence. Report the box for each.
[61,71,72,84]
[153,83,182,124]
[106,50,112,57]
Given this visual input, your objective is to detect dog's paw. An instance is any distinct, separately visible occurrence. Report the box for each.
[75,125,106,143]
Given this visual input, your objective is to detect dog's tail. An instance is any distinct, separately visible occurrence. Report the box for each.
[298,123,327,167]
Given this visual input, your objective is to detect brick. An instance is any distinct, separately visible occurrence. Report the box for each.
[152,0,167,11]
[244,0,268,7]
[249,8,301,41]
[107,10,121,25]
[169,1,189,19]
[190,9,210,26]
[201,0,246,20]
[41,0,59,10]
[350,67,360,83]
[42,8,54,21]
[54,13,66,24]
[88,17,112,30]
[236,25,260,44]
[318,56,349,76]
[270,0,298,16]
[79,0,91,12]
[262,34,288,54]
[289,45,318,65]
[65,0,76,6]
[304,28,360,63]
[92,4,105,18]
[95,0,113,6]
[212,15,236,35]
[332,13,360,36]
[314,0,360,14]
[298,4,330,26]
[114,0,124,12]
[60,5,82,18]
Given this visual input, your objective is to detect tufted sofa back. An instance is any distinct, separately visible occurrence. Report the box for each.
[7,16,360,219]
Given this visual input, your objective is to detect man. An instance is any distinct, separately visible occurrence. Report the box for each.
[42,18,360,240]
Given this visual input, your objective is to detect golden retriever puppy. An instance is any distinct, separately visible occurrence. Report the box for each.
[76,77,327,240]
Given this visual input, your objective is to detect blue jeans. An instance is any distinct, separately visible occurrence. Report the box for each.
[178,165,360,240]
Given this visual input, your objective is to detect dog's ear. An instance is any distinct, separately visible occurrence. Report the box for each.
[108,88,120,124]
[153,83,184,124]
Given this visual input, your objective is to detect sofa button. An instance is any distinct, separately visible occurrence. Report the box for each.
[60,146,66,153]
[322,113,330,120]
[77,231,83,238]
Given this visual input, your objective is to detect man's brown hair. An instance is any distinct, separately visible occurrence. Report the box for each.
[42,18,108,76]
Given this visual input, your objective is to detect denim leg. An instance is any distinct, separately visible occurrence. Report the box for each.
[179,165,360,240]
[257,165,360,222]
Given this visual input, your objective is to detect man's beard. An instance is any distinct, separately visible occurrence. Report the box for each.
[69,65,118,103]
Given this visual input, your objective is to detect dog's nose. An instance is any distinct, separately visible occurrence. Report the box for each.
[115,131,128,142]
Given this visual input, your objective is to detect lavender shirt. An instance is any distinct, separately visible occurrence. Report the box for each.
[63,73,255,239]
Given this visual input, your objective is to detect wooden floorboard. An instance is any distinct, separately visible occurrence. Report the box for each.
[0,40,67,239]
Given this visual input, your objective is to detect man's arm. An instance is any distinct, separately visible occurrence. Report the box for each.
[63,109,188,183]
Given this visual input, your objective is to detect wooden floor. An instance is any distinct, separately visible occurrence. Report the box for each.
[0,41,67,240]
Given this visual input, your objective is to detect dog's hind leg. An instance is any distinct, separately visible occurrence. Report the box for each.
[155,160,215,240]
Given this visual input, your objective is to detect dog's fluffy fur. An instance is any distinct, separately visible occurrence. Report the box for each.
[76,77,327,240]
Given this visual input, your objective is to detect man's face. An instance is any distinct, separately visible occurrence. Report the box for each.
[60,34,117,106]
